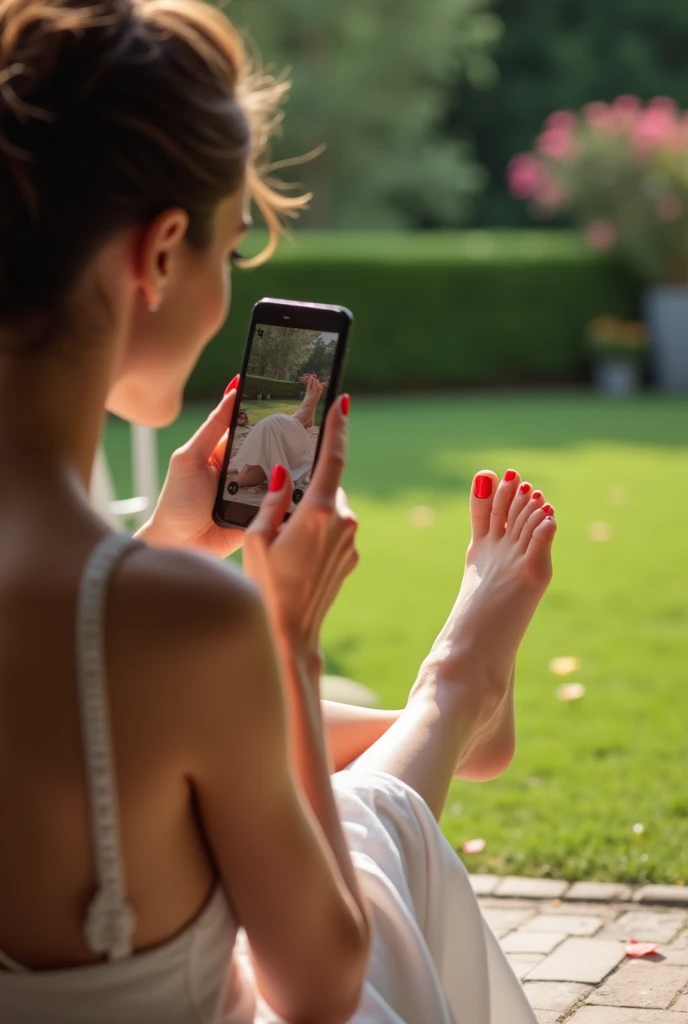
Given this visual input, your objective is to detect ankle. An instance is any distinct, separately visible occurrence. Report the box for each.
[415,651,508,726]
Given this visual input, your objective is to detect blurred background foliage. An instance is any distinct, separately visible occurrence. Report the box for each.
[228,0,688,230]
[228,0,502,228]
[459,0,688,226]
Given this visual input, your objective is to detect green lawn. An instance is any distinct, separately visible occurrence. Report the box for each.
[105,393,688,884]
[241,399,326,427]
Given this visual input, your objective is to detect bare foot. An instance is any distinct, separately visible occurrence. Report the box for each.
[293,377,324,429]
[411,469,556,781]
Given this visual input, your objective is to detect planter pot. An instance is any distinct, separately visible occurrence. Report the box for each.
[592,359,642,398]
[644,284,688,393]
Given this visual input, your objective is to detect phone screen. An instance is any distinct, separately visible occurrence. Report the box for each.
[220,322,342,525]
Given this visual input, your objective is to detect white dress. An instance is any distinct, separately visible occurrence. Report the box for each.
[0,533,537,1024]
[232,414,312,484]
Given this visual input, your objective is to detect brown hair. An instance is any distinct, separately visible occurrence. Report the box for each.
[0,0,307,330]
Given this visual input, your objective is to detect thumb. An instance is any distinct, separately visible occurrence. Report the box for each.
[178,384,238,470]
[246,465,292,546]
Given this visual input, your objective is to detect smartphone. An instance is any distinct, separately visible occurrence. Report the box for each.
[213,298,354,530]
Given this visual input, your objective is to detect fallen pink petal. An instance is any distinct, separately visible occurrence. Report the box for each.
[549,656,581,676]
[607,484,628,506]
[625,938,660,959]
[588,521,613,542]
[409,505,436,528]
[557,683,585,702]
[462,838,486,855]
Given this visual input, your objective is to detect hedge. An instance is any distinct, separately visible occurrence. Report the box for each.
[187,230,638,398]
[242,375,303,400]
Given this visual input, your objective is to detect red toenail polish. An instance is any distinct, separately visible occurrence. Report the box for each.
[504,470,517,482]
[532,490,543,500]
[542,503,554,516]
[519,483,531,495]
[474,475,493,499]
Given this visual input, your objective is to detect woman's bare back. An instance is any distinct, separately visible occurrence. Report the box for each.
[0,512,249,968]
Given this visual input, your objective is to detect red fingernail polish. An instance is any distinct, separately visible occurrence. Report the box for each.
[519,482,531,495]
[224,374,240,396]
[542,503,554,516]
[504,470,517,482]
[532,490,543,500]
[474,475,493,499]
[341,394,350,416]
[269,465,287,492]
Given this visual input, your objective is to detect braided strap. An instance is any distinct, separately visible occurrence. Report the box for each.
[77,531,139,962]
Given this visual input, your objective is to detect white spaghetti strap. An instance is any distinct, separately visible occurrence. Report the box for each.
[76,532,140,963]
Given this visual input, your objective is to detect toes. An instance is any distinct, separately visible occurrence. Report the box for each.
[519,502,554,550]
[507,481,533,532]
[489,469,521,539]
[527,514,557,576]
[470,470,500,540]
[513,487,545,540]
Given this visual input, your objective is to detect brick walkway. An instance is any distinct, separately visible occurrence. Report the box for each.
[474,876,688,1022]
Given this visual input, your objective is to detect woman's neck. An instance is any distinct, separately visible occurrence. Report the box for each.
[0,329,117,517]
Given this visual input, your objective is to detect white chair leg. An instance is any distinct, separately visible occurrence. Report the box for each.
[90,447,120,529]
[131,425,158,530]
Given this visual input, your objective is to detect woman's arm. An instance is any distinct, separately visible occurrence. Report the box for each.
[187,570,370,1024]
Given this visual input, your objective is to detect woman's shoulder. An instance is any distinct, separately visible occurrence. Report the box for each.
[105,544,269,711]
[116,544,258,620]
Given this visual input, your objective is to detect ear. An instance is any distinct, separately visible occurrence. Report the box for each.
[135,208,190,312]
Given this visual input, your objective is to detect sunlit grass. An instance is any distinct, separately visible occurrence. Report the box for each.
[105,392,688,883]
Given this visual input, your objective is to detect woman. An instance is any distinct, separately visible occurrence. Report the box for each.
[0,2,557,1022]
[231,377,324,489]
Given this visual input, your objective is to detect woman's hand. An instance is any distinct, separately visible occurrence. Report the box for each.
[136,382,243,560]
[243,395,358,664]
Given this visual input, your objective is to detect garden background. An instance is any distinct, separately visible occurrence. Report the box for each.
[107,0,688,884]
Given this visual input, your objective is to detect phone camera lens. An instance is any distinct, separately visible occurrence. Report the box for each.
[292,488,304,504]
[228,481,239,496]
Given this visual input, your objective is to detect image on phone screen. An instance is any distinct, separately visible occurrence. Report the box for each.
[223,324,340,515]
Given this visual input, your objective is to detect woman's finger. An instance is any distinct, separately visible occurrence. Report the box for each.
[246,464,292,546]
[305,395,349,509]
[178,384,238,469]
[208,431,228,474]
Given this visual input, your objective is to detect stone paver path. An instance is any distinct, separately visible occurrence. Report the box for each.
[474,876,688,1022]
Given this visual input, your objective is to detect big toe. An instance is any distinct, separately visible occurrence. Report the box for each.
[470,470,500,540]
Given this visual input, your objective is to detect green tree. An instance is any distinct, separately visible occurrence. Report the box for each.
[299,335,336,381]
[228,0,502,228]
[248,326,317,381]
[450,0,688,226]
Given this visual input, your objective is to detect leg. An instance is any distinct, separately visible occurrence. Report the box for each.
[321,700,401,772]
[236,464,267,487]
[350,469,556,820]
[292,377,324,429]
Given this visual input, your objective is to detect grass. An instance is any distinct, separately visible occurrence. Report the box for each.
[241,399,326,427]
[105,392,688,885]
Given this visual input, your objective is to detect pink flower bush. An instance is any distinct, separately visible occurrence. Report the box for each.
[633,105,682,154]
[545,110,577,133]
[585,220,618,252]
[537,127,578,161]
[655,195,682,223]
[506,154,542,199]
[507,95,688,281]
